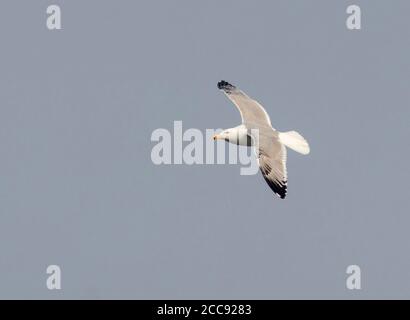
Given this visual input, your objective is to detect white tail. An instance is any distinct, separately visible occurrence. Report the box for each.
[279,131,310,155]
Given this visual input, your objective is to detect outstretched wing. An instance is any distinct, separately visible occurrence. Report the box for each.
[217,80,272,128]
[258,135,288,199]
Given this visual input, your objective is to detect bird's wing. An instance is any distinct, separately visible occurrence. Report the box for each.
[217,80,272,128]
[257,134,288,199]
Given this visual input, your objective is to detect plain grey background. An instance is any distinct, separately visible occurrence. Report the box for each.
[0,0,409,299]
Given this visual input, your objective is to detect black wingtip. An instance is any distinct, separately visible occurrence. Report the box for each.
[217,80,236,91]
[263,177,288,199]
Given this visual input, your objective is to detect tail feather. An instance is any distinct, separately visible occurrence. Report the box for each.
[279,131,310,155]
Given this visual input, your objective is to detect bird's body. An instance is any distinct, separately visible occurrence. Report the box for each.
[214,80,310,199]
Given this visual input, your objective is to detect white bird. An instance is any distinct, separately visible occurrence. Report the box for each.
[213,80,310,199]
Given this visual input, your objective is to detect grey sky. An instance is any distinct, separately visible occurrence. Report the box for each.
[0,0,409,299]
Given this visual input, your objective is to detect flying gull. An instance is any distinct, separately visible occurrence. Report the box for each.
[213,80,310,199]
